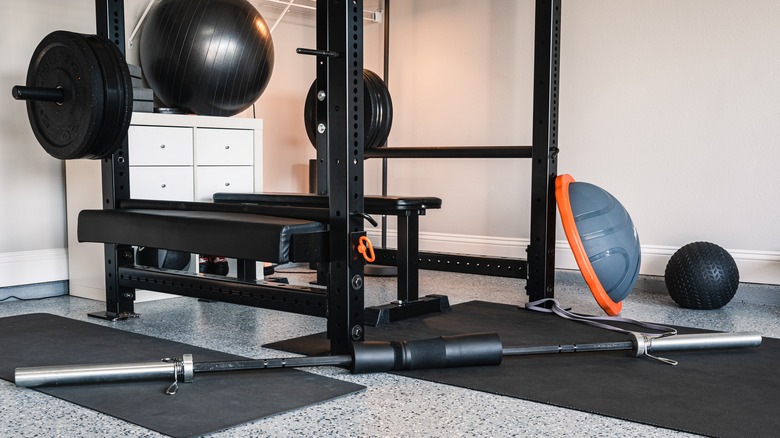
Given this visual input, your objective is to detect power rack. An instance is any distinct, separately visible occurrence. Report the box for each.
[88,0,561,355]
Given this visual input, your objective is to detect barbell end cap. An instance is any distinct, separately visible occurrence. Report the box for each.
[183,354,194,383]
[629,331,648,358]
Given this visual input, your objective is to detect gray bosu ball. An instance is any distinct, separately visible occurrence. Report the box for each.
[556,174,641,316]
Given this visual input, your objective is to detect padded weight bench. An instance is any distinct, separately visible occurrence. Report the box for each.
[77,199,335,319]
[212,192,449,324]
[78,203,326,264]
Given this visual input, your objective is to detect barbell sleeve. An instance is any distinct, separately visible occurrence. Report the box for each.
[631,331,762,357]
[15,355,193,388]
[11,85,64,103]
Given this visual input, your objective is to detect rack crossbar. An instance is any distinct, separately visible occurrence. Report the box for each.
[364,146,532,159]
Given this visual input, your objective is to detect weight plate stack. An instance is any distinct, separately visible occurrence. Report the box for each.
[363,69,393,149]
[83,34,133,159]
[24,31,105,160]
[21,31,133,160]
[304,69,393,150]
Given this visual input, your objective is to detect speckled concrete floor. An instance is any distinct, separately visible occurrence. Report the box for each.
[1,267,778,437]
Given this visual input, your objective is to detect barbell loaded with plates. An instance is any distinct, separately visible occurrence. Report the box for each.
[304,69,393,150]
[12,30,133,160]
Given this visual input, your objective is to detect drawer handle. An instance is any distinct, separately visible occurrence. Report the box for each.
[224,145,230,149]
[160,144,166,149]
[161,184,167,188]
[224,182,230,186]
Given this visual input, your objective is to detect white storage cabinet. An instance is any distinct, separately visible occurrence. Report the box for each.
[66,113,263,302]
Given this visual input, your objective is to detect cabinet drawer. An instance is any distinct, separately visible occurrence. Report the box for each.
[130,166,194,201]
[196,128,253,165]
[129,126,193,166]
[196,166,253,201]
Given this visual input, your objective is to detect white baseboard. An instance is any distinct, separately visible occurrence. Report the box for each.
[367,230,780,285]
[4,238,777,289]
[0,249,69,288]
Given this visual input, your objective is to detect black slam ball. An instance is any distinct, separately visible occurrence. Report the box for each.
[140,0,274,116]
[664,242,739,309]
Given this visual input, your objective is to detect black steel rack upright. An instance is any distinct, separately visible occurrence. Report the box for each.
[527,0,560,302]
[94,0,134,320]
[313,0,368,351]
[91,0,560,352]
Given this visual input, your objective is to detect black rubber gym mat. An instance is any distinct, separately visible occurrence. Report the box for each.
[0,313,364,438]
[267,300,777,438]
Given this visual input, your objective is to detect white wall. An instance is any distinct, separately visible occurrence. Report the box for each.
[559,1,780,283]
[2,0,779,287]
[255,0,780,284]
[0,0,95,286]
[378,0,535,239]
[362,0,780,285]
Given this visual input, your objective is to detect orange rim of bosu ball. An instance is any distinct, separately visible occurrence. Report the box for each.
[555,174,623,316]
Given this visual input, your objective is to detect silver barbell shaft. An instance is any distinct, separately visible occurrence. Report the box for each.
[15,355,193,388]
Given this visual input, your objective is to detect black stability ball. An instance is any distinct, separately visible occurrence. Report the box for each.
[140,0,274,116]
[664,241,739,310]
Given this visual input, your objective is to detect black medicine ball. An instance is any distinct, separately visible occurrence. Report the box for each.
[664,241,739,310]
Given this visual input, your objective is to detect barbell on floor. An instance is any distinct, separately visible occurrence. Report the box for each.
[15,330,761,394]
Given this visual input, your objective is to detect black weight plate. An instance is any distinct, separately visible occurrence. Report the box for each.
[84,34,133,159]
[84,36,124,158]
[363,70,383,149]
[303,80,318,147]
[303,69,393,149]
[363,70,381,149]
[375,73,393,147]
[25,31,105,160]
[364,69,392,149]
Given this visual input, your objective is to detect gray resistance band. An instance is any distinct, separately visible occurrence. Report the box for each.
[526,298,677,338]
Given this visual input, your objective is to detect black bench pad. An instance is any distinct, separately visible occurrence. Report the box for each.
[78,209,325,263]
[213,193,442,215]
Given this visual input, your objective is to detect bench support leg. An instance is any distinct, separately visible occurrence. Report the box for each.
[237,260,257,281]
[365,211,452,325]
[396,212,419,302]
